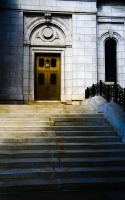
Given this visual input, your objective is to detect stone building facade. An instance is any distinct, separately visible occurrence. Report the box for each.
[0,0,125,103]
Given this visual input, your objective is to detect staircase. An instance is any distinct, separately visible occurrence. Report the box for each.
[0,102,125,193]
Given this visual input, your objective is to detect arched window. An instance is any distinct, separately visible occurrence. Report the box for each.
[105,39,117,82]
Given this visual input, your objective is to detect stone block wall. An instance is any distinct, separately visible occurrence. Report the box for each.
[72,14,97,100]
[0,8,24,102]
[0,0,97,102]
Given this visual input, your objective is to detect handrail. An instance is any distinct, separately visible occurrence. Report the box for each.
[85,80,125,112]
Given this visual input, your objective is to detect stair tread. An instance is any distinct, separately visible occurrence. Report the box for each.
[0,177,125,188]
[0,142,123,145]
[1,156,125,163]
[55,166,125,171]
[1,149,125,154]
[0,166,125,176]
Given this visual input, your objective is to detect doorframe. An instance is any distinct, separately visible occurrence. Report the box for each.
[34,53,61,101]
[28,47,65,101]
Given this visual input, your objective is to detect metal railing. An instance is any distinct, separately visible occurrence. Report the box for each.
[85,80,125,112]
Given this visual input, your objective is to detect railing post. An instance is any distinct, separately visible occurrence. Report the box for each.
[124,88,125,112]
[85,87,89,99]
[114,82,117,102]
[92,84,95,97]
[107,85,110,102]
[100,80,102,96]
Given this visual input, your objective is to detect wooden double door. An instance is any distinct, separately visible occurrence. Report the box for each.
[35,54,60,100]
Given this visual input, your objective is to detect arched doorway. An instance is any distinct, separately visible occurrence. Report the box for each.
[105,39,117,82]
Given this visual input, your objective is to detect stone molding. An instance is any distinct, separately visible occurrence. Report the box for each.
[24,14,72,46]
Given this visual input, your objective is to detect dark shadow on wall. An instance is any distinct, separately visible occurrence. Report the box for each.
[0,0,23,104]
[97,0,125,6]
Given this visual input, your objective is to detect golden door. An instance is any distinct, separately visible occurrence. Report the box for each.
[35,54,60,100]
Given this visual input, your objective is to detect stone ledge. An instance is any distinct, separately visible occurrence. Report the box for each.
[86,96,125,142]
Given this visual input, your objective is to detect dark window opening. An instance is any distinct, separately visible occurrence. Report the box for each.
[51,58,56,68]
[39,58,44,67]
[105,39,117,82]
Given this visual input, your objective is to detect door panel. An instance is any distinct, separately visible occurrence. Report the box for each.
[35,54,60,100]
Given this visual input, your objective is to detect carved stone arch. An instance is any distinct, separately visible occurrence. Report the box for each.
[25,17,45,41]
[99,30,123,43]
[24,16,71,45]
[30,23,66,46]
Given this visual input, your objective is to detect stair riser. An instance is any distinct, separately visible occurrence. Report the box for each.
[0,126,114,131]
[0,131,117,138]
[51,127,114,131]
[0,138,121,143]
[0,172,54,179]
[0,114,104,118]
[50,117,108,122]
[0,151,125,158]
[55,171,125,178]
[0,144,124,151]
[55,131,117,136]
[0,118,50,121]
[1,160,125,169]
[0,162,59,169]
[60,160,125,167]
[54,122,110,126]
[0,122,54,127]
[1,170,125,179]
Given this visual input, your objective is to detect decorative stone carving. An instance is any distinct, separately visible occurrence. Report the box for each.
[31,24,65,46]
[108,29,114,38]
[42,27,53,39]
[44,13,52,23]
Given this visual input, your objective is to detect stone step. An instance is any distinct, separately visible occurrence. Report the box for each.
[0,166,125,180]
[0,121,54,127]
[54,121,109,126]
[60,157,125,167]
[0,142,124,151]
[0,107,95,114]
[50,117,108,122]
[0,158,59,169]
[61,177,125,190]
[0,130,117,138]
[0,117,50,121]
[0,149,125,159]
[0,117,108,123]
[51,126,113,131]
[0,136,121,143]
[1,176,125,193]
[0,126,114,131]
[55,166,125,178]
[0,120,109,127]
[0,178,62,193]
[0,168,54,179]
[1,157,125,169]
[54,130,117,136]
[0,113,103,118]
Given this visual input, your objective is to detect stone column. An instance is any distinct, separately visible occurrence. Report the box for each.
[23,41,30,103]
